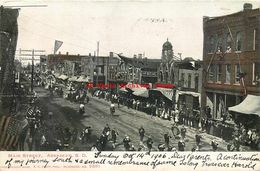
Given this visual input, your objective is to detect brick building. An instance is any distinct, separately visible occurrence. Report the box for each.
[202,3,260,120]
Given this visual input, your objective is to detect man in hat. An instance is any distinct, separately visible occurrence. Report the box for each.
[195,131,203,149]
[164,132,171,147]
[111,128,119,144]
[123,135,131,151]
[138,126,145,142]
[146,136,153,152]
[180,125,187,140]
[211,139,218,151]
[178,139,185,151]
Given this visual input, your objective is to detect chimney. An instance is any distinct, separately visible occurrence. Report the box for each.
[58,51,61,55]
[109,52,113,58]
[133,54,137,58]
[66,52,69,55]
[243,3,252,11]
[89,53,91,56]
[138,54,142,59]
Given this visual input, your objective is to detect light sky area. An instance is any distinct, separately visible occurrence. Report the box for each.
[2,0,260,60]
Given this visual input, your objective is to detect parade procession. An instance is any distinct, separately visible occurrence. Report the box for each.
[0,2,259,153]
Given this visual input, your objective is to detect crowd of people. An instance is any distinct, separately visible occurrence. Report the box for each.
[20,73,258,152]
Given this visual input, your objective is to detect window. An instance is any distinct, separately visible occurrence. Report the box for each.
[225,64,231,83]
[236,32,242,51]
[208,64,214,82]
[209,35,215,53]
[216,64,222,82]
[226,33,232,52]
[235,64,241,84]
[180,73,185,87]
[253,29,256,50]
[188,74,192,88]
[217,36,223,52]
[253,62,260,86]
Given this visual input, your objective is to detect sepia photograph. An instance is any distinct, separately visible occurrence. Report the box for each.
[0,0,259,155]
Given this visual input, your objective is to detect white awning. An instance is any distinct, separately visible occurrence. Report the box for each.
[76,76,90,82]
[58,74,68,80]
[152,88,173,101]
[68,76,78,82]
[133,88,149,98]
[228,95,260,116]
[176,90,201,103]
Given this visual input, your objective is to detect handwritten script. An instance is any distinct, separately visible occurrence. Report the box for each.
[1,152,259,170]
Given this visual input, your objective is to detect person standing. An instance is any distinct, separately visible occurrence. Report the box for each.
[195,132,203,149]
[178,139,185,151]
[211,139,218,151]
[123,135,131,151]
[146,136,153,152]
[180,125,187,140]
[111,128,119,144]
[164,133,171,147]
[138,126,145,142]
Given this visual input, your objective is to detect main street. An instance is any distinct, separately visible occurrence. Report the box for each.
[34,86,238,151]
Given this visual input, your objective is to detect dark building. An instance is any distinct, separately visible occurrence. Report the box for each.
[0,6,19,114]
[202,3,260,120]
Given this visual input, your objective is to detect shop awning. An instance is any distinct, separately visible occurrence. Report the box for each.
[152,88,174,101]
[176,90,201,103]
[119,87,128,92]
[76,76,90,83]
[228,95,260,117]
[68,76,78,82]
[132,88,149,98]
[58,74,68,80]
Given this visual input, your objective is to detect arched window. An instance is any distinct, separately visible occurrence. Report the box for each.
[236,32,242,51]
[226,33,232,52]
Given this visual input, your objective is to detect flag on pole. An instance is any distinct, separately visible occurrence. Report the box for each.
[0,115,23,150]
[54,40,63,54]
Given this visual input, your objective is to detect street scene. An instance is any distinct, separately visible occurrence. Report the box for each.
[0,1,259,152]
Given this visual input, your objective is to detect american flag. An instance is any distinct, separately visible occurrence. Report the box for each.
[0,115,23,150]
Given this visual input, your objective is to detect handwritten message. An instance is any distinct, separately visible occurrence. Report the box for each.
[0,152,259,170]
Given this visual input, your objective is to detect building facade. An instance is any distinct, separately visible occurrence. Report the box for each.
[202,3,260,120]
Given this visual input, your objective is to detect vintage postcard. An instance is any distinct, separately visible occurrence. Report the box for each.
[0,0,259,170]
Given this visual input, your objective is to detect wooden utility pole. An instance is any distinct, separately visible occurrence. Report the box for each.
[16,49,45,92]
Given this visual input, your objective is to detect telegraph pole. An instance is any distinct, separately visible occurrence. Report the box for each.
[31,49,34,92]
[16,49,45,92]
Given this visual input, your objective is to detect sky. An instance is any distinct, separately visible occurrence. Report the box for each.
[2,0,260,60]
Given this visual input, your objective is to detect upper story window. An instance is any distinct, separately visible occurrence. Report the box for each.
[216,64,222,82]
[209,35,216,53]
[225,64,231,84]
[253,29,257,51]
[235,64,241,84]
[252,62,260,86]
[217,36,223,53]
[236,32,242,51]
[188,74,192,88]
[180,73,185,87]
[208,64,214,82]
[226,33,232,52]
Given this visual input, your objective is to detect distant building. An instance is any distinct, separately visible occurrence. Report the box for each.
[201,3,260,120]
[81,53,119,85]
[158,39,181,84]
[116,54,161,84]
